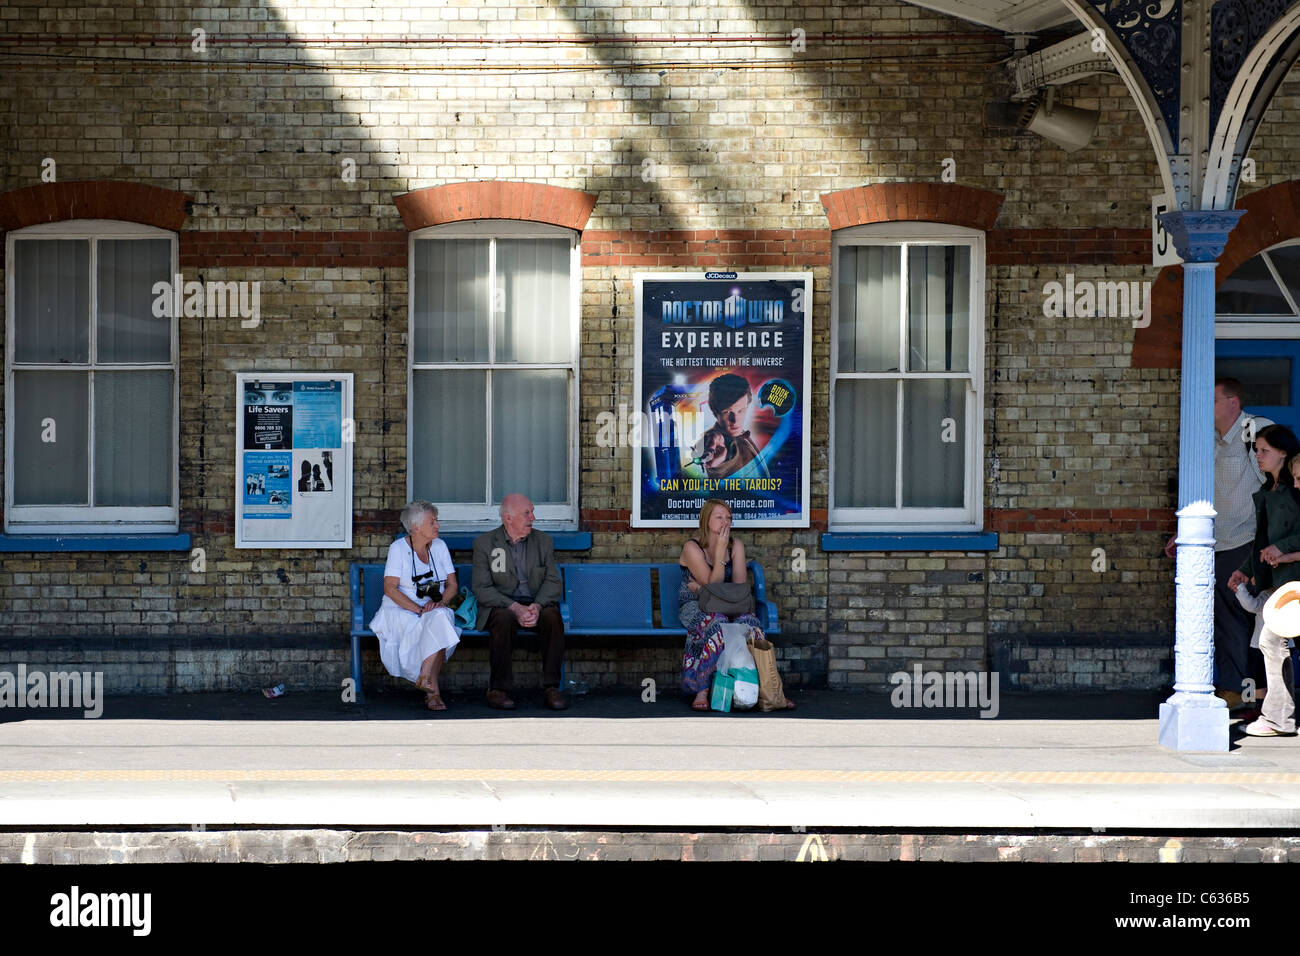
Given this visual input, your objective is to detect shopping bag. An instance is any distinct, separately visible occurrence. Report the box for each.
[730,667,760,710]
[454,590,478,629]
[718,622,759,710]
[749,636,787,712]
[710,672,734,712]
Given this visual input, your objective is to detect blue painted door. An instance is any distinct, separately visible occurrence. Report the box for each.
[1215,340,1300,434]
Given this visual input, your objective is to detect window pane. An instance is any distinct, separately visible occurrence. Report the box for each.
[496,239,572,364]
[93,371,173,506]
[1216,357,1291,407]
[412,239,489,363]
[902,379,965,508]
[97,239,172,363]
[908,245,970,372]
[492,369,567,504]
[411,369,487,503]
[12,371,89,504]
[1216,254,1292,316]
[837,246,901,372]
[833,379,895,507]
[1268,246,1300,312]
[13,240,89,364]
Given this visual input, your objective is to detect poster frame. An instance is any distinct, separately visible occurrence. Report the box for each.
[234,371,354,549]
[631,271,813,529]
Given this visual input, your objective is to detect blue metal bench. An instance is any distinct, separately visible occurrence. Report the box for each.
[347,559,780,703]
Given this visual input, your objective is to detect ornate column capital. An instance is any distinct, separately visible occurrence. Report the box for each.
[1156,209,1246,263]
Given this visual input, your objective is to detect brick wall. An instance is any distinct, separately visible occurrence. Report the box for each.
[1,0,1295,694]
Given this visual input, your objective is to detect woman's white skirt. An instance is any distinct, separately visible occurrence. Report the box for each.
[368,602,461,684]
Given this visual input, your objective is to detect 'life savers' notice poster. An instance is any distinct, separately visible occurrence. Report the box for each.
[235,372,353,549]
[633,273,812,528]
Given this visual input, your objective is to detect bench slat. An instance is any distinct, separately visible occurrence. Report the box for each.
[563,565,655,630]
[657,563,684,630]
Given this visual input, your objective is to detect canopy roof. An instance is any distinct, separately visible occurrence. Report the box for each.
[903,0,1076,33]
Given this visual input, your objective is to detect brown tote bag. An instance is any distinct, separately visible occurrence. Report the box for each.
[748,636,786,712]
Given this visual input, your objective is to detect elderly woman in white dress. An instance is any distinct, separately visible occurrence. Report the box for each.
[368,501,461,711]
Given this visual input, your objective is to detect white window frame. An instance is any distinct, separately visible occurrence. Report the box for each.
[5,220,180,534]
[829,221,986,532]
[407,219,580,527]
[1216,238,1300,339]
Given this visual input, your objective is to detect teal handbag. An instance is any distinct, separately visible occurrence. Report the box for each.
[454,590,478,628]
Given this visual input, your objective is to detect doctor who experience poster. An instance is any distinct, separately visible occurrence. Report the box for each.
[632,272,812,528]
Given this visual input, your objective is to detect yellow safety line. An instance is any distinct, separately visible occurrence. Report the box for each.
[1,769,1299,784]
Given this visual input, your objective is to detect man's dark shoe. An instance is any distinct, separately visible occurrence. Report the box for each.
[1215,689,1247,712]
[486,689,516,710]
[544,687,569,711]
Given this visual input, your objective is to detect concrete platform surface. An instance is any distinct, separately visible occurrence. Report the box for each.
[1,689,1297,829]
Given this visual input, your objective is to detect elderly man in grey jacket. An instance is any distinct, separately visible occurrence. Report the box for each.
[472,493,567,710]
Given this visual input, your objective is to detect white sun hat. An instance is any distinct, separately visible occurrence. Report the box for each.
[1264,582,1300,639]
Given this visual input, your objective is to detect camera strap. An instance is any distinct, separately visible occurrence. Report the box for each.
[408,535,441,588]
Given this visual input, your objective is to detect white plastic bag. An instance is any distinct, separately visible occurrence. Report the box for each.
[719,622,759,710]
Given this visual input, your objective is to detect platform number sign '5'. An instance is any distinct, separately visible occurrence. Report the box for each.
[1152,194,1182,268]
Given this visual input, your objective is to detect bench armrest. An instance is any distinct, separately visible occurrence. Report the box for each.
[747,560,778,633]
[747,560,768,602]
[349,564,365,635]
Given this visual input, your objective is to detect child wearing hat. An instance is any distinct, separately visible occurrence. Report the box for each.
[1235,581,1295,704]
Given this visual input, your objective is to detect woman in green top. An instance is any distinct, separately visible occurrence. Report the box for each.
[1229,424,1300,735]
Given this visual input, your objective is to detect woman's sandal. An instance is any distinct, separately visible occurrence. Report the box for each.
[425,692,447,711]
[691,692,710,711]
[414,673,437,694]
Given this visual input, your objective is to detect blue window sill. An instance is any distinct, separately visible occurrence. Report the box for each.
[0,533,192,553]
[820,532,999,552]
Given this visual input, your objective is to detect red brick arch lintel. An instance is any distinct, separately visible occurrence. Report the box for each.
[819,183,1004,232]
[1133,180,1300,368]
[394,182,598,233]
[0,182,191,233]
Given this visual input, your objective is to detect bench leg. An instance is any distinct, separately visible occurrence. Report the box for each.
[350,634,365,705]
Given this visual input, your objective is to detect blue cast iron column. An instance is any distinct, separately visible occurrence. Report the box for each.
[1158,209,1245,752]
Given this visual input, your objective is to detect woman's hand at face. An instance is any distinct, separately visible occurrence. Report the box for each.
[712,519,731,557]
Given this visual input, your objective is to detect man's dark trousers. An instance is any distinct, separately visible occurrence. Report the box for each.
[485,606,565,691]
[1215,541,1255,693]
